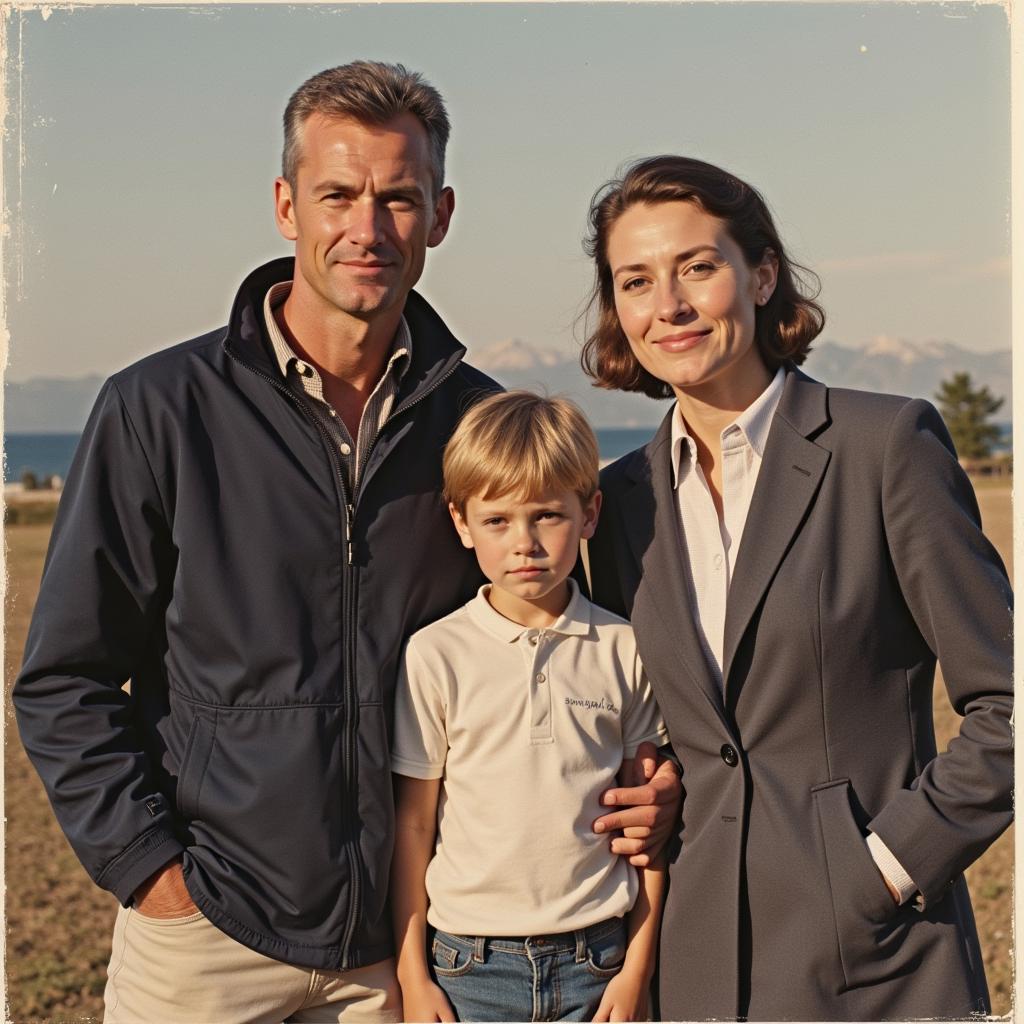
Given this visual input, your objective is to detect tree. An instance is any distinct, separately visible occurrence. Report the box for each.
[934,372,1005,460]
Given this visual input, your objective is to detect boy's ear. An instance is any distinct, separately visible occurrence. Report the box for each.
[448,502,475,549]
[580,490,602,541]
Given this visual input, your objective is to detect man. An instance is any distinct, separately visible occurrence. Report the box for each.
[14,62,678,1023]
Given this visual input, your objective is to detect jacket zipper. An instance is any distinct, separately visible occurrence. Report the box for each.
[225,350,365,968]
[227,343,468,967]
[335,358,464,962]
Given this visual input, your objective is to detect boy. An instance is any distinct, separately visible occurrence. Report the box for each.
[390,391,668,1022]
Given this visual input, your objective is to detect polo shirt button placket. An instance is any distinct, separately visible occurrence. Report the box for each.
[528,635,553,743]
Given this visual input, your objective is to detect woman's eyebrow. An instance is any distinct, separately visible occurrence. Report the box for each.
[613,246,721,277]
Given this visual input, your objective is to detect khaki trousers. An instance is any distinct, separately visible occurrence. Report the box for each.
[104,905,402,1024]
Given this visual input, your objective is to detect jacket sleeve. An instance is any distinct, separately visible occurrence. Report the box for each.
[586,471,631,618]
[866,398,1013,906]
[13,379,184,905]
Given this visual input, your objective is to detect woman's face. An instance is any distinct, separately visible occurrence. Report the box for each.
[607,200,777,402]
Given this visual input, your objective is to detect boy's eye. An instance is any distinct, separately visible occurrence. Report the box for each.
[482,517,505,527]
[537,511,563,521]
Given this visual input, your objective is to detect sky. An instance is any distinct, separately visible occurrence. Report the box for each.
[0,1,1012,383]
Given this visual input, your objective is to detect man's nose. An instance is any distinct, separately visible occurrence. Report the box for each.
[348,200,386,248]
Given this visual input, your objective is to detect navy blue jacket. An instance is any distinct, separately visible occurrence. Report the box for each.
[14,257,498,969]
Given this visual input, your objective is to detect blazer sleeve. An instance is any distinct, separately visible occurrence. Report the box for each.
[13,380,185,905]
[866,398,1013,907]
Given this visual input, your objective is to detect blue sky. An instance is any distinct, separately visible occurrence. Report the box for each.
[1,1,1012,381]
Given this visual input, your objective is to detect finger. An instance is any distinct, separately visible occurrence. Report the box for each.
[595,804,658,833]
[609,836,646,856]
[633,741,659,784]
[600,782,656,807]
[439,1001,457,1023]
[621,825,652,840]
[652,757,681,780]
[593,998,612,1023]
[627,851,652,868]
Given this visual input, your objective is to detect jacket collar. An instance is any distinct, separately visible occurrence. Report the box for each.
[223,257,468,405]
[619,365,831,713]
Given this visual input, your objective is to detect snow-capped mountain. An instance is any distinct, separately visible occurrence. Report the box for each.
[467,335,1011,426]
[3,337,1010,433]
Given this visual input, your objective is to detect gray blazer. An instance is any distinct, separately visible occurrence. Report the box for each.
[589,368,1013,1020]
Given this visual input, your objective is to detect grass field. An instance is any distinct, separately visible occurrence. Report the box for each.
[3,488,1015,1021]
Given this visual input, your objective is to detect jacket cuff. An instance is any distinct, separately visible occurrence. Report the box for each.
[866,831,917,905]
[98,827,185,907]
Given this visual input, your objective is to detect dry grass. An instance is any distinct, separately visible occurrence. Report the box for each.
[3,487,1015,1020]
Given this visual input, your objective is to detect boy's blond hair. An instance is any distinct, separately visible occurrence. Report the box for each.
[444,391,599,513]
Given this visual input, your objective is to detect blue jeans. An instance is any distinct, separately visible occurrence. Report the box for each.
[429,918,627,1022]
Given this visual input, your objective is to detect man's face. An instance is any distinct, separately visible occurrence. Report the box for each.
[275,112,453,322]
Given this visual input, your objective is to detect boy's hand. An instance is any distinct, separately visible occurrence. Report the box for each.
[594,742,681,866]
[399,977,457,1023]
[592,966,651,1022]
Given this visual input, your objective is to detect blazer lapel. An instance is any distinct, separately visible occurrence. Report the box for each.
[620,411,730,724]
[722,370,831,688]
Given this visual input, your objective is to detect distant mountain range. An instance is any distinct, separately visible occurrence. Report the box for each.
[469,335,1012,427]
[3,336,1010,433]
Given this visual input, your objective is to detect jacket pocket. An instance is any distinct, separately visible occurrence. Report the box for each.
[176,709,217,820]
[812,779,911,990]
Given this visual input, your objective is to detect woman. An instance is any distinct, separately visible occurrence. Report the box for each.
[582,156,1012,1021]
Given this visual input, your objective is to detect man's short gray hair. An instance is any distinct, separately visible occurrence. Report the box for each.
[282,61,450,195]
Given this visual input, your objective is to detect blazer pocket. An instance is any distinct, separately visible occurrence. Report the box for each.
[176,710,217,821]
[812,779,912,990]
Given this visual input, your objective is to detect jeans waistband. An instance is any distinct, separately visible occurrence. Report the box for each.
[432,917,623,964]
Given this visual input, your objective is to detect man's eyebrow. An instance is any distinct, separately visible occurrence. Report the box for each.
[312,181,427,198]
[612,245,722,277]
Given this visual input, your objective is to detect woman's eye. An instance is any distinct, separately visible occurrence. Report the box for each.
[621,278,646,292]
[686,261,716,276]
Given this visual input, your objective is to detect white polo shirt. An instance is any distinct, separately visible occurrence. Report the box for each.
[392,580,668,936]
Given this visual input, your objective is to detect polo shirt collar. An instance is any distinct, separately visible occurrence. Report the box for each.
[468,578,592,642]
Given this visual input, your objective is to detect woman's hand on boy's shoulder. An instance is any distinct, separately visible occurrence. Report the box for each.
[593,742,682,867]
[398,977,457,1023]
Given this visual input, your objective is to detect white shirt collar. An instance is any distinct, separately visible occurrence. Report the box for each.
[262,281,411,384]
[467,578,592,643]
[671,366,786,487]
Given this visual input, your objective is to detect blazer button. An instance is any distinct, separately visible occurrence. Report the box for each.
[720,744,739,767]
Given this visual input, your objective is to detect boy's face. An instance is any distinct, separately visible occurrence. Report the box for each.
[449,487,601,624]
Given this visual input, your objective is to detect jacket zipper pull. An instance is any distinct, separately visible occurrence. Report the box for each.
[346,504,354,566]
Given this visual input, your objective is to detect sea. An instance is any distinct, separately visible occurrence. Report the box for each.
[3,428,661,485]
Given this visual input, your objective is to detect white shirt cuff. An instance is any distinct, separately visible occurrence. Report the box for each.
[866,831,917,905]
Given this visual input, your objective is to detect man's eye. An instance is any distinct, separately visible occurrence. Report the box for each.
[384,196,417,211]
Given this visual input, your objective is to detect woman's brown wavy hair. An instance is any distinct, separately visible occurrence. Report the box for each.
[581,156,825,398]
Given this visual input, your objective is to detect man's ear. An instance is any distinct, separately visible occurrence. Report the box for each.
[448,501,475,549]
[274,177,298,242]
[580,490,603,541]
[427,187,455,248]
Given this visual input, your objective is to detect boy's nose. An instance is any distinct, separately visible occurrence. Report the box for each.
[512,526,540,554]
